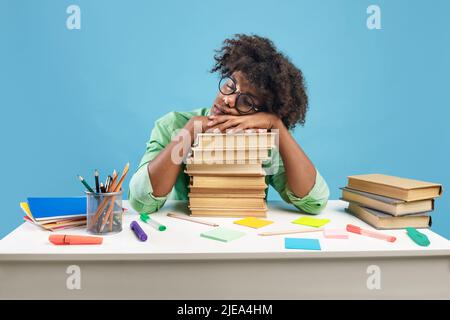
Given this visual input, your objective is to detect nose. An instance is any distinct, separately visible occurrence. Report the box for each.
[222,94,236,108]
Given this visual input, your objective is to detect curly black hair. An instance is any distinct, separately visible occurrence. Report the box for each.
[211,34,308,129]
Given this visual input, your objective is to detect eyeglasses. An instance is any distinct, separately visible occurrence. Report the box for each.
[218,76,262,114]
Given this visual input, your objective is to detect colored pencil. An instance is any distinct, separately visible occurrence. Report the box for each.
[95,169,100,193]
[167,212,219,227]
[77,175,95,193]
[258,228,324,236]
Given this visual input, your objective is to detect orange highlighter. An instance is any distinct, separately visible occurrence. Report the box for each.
[49,234,103,245]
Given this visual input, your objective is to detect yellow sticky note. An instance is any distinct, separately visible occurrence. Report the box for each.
[234,217,274,229]
[291,216,330,228]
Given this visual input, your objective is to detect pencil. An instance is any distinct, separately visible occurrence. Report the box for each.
[167,212,219,227]
[99,163,130,232]
[105,175,112,191]
[258,228,324,236]
[77,175,95,193]
[94,169,100,193]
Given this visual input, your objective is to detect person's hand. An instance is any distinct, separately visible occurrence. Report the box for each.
[206,112,281,133]
[186,116,210,133]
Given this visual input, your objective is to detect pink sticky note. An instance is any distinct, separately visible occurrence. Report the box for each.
[324,229,349,239]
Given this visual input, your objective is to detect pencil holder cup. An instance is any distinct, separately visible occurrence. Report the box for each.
[86,190,123,235]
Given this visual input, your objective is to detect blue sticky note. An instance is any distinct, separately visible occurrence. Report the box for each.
[284,238,321,250]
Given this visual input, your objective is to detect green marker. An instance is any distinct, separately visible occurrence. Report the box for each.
[140,213,166,231]
[77,175,95,193]
[406,227,430,247]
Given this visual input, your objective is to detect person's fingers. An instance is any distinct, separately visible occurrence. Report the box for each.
[219,118,242,131]
[228,123,248,134]
[207,115,236,127]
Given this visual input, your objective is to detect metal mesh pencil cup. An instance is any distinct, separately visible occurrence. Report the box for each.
[86,190,123,235]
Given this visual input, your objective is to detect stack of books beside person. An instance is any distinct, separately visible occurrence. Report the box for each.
[341,173,443,229]
[186,130,278,217]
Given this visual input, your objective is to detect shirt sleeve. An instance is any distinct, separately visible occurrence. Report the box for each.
[268,157,330,215]
[128,113,175,214]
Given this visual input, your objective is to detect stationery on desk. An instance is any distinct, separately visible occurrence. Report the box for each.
[140,213,166,231]
[201,227,246,243]
[20,198,86,231]
[19,169,444,250]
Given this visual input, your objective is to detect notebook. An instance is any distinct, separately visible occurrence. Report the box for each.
[27,197,86,221]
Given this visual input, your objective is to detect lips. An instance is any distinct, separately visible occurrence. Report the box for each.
[213,104,225,115]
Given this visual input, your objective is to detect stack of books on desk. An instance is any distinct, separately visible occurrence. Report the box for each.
[186,130,278,217]
[341,174,443,229]
[20,197,87,231]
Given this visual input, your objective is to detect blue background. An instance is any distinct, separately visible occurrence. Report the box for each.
[1,0,449,239]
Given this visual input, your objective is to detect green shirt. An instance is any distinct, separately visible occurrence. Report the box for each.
[128,107,330,215]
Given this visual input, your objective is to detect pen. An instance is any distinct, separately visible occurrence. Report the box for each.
[77,175,95,193]
[95,169,100,193]
[346,224,396,242]
[140,213,167,231]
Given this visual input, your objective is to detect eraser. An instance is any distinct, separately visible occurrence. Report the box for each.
[323,229,349,239]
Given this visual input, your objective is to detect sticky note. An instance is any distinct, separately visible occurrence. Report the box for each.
[234,217,274,229]
[284,238,321,250]
[201,227,245,242]
[323,229,349,239]
[291,216,330,228]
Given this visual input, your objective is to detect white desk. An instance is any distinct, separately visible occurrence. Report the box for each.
[1,200,449,299]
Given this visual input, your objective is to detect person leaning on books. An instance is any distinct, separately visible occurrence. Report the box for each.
[128,34,330,215]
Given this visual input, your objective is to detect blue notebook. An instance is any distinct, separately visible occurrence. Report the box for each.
[27,197,86,220]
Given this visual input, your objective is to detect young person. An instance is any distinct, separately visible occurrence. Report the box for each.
[129,34,329,215]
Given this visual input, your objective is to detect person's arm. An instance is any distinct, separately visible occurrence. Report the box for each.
[148,116,207,197]
[272,118,316,197]
[128,115,208,214]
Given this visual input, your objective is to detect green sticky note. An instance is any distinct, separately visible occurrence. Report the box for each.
[201,227,245,242]
[291,216,330,228]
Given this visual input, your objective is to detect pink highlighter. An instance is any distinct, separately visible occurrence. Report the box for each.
[346,224,396,243]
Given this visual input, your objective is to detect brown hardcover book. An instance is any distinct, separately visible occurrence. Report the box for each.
[190,147,270,162]
[189,197,266,209]
[188,186,267,194]
[346,202,431,229]
[188,192,266,198]
[347,174,442,201]
[190,175,266,189]
[189,206,267,217]
[194,132,277,149]
[340,187,434,216]
[185,161,265,176]
[186,160,263,174]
